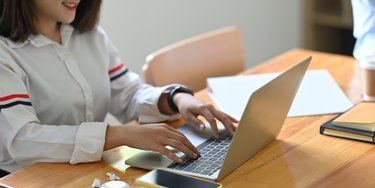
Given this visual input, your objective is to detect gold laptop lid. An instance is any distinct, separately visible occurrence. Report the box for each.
[217,57,311,181]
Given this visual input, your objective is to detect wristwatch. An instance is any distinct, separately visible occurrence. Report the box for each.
[167,85,194,113]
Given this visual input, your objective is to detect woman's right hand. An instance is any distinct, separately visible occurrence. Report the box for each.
[104,121,199,163]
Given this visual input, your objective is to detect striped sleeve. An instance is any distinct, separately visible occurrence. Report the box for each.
[109,63,129,82]
[0,94,32,110]
[103,31,179,124]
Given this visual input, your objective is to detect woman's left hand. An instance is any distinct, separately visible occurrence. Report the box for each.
[173,93,238,138]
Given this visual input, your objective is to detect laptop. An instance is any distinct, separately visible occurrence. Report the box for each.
[125,57,311,181]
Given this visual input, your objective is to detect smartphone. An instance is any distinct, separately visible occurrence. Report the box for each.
[136,169,222,188]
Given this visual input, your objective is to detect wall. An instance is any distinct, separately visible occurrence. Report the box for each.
[100,0,304,75]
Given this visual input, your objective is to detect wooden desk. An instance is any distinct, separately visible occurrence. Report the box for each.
[0,49,369,187]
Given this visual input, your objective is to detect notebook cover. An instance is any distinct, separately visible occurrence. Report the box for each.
[320,117,375,143]
[333,102,375,124]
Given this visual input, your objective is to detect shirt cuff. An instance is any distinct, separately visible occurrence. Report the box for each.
[70,122,107,164]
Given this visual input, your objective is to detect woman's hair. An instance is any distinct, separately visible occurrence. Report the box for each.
[0,0,102,42]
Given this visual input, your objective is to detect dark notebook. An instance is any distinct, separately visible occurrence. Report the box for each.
[320,117,375,143]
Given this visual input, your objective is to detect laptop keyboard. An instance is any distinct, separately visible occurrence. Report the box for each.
[167,130,232,176]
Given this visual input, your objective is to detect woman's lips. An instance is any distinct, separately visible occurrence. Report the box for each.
[62,2,78,11]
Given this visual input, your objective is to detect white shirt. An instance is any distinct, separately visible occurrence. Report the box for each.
[0,24,176,172]
[352,0,375,60]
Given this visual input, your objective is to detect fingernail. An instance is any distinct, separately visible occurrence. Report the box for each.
[200,124,205,130]
[177,158,183,163]
[194,149,200,156]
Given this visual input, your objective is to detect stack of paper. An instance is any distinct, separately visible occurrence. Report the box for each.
[207,69,353,119]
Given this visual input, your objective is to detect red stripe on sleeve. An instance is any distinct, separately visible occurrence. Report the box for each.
[0,94,29,102]
[108,64,125,75]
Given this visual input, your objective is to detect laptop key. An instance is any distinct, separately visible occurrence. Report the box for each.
[168,129,232,176]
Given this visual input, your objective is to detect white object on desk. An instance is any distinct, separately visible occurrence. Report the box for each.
[207,69,353,119]
[92,178,101,188]
[100,181,129,188]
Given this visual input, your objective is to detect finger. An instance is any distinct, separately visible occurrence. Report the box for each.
[164,137,199,159]
[159,125,200,155]
[156,145,183,163]
[225,113,239,131]
[225,112,240,123]
[199,123,206,131]
[200,107,219,138]
[183,111,206,130]
[165,129,199,155]
[210,109,236,136]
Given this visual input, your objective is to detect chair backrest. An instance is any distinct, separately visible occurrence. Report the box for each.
[142,26,245,92]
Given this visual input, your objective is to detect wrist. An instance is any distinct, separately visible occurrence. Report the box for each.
[104,122,135,150]
[167,85,194,113]
[104,125,122,150]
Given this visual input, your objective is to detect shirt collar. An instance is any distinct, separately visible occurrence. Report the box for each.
[6,24,75,48]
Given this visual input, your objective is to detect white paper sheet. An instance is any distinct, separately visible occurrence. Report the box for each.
[207,69,353,119]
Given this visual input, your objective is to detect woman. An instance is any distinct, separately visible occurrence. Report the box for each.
[0,0,237,175]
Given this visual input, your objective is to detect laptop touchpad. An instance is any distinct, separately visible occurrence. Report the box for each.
[125,151,174,170]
